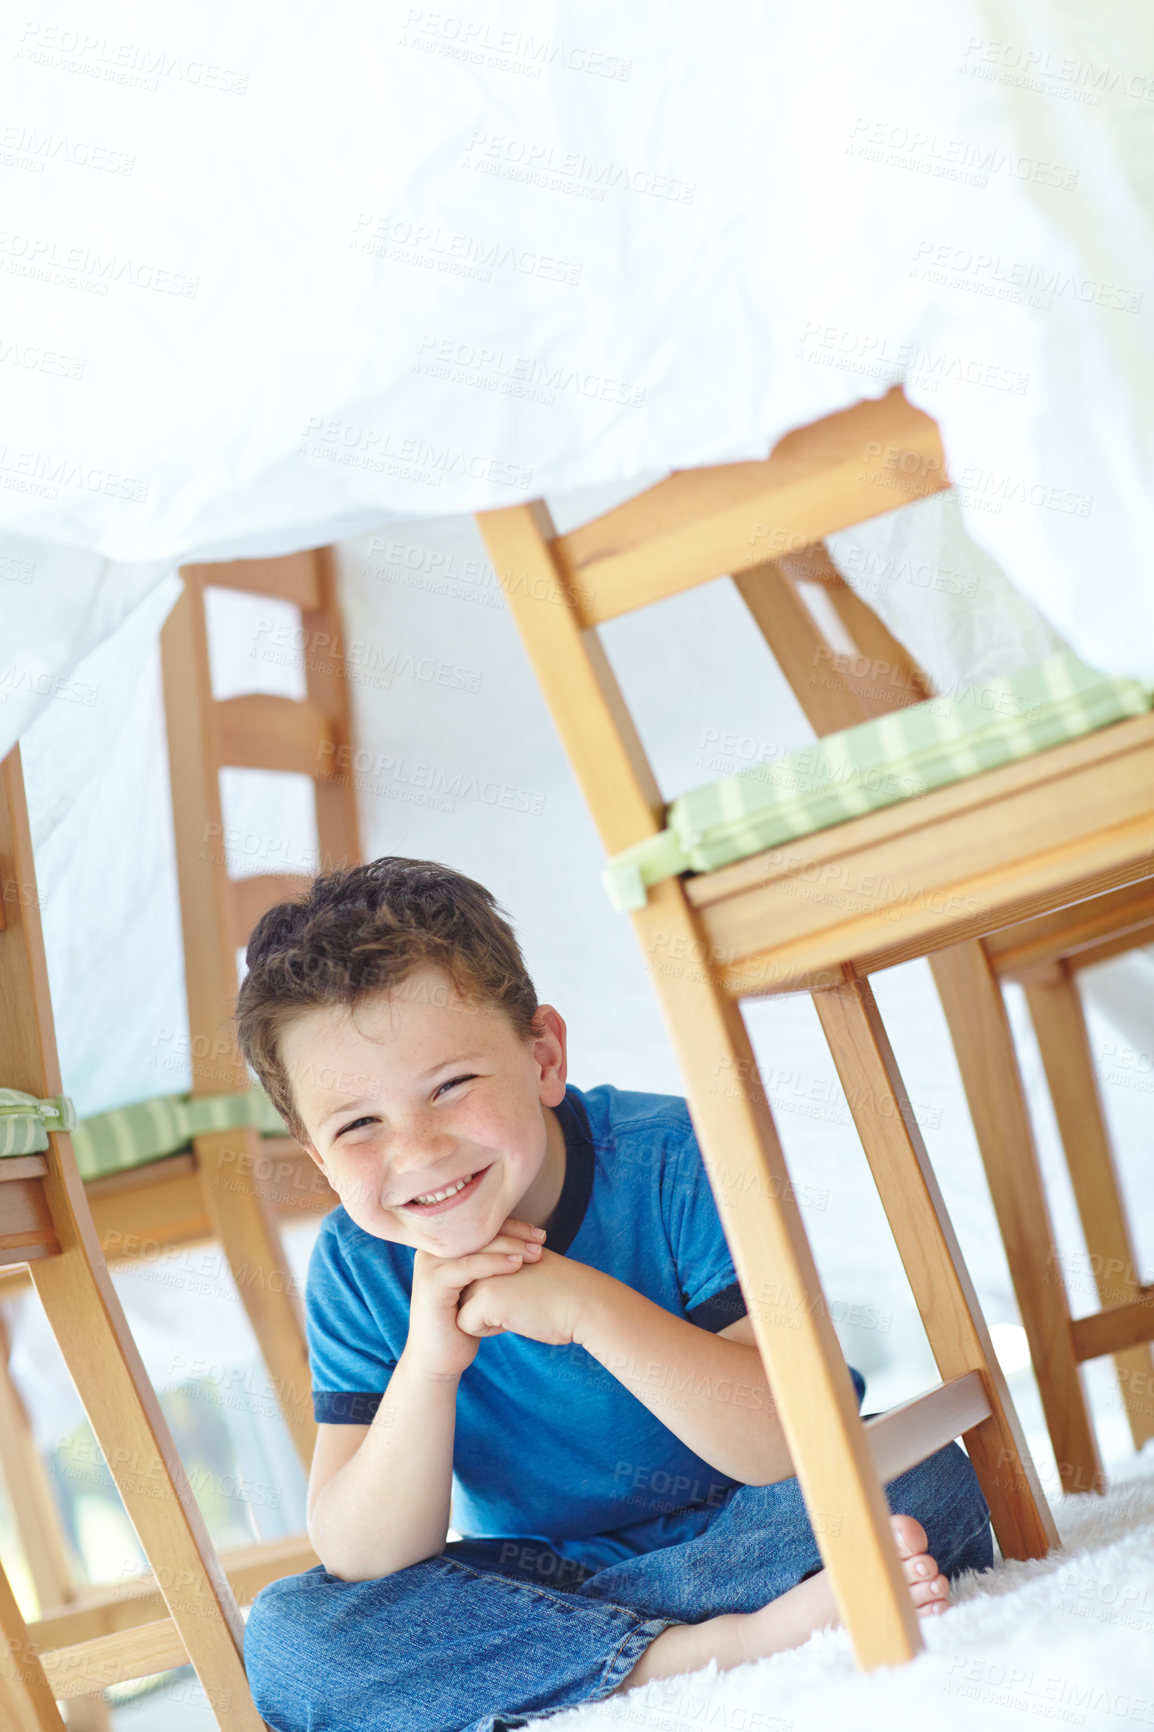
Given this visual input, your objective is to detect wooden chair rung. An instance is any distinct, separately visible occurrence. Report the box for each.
[555,389,948,627]
[865,1371,990,1484]
[181,551,323,610]
[1071,1292,1154,1363]
[986,878,1154,978]
[39,1620,187,1701]
[0,1174,59,1268]
[215,693,335,778]
[33,1534,320,1651]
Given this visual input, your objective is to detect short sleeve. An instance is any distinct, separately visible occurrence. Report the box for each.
[306,1218,398,1424]
[660,1120,747,1333]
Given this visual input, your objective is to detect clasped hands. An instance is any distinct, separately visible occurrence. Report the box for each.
[456,1244,590,1347]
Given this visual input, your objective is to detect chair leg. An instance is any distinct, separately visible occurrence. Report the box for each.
[1024,962,1154,1451]
[634,882,922,1668]
[812,975,1057,1559]
[931,942,1104,1495]
[28,1244,264,1729]
[0,1313,112,1732]
[0,1564,66,1732]
[195,1126,317,1472]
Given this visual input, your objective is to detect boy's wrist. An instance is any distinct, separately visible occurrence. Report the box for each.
[397,1345,464,1388]
[569,1263,626,1353]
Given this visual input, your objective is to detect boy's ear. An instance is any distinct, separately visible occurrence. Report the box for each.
[532,1004,568,1105]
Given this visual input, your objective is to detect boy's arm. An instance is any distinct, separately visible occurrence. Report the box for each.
[575,1269,796,1486]
[306,1349,459,1580]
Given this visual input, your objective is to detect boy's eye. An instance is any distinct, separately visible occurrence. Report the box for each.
[336,1116,377,1139]
[435,1074,475,1099]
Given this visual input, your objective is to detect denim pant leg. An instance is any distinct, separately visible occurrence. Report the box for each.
[573,1438,995,1622]
[243,1542,678,1732]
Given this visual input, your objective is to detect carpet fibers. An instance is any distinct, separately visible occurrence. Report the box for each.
[530,1445,1154,1732]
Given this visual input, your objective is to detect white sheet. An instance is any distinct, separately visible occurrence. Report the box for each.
[3,0,1154,762]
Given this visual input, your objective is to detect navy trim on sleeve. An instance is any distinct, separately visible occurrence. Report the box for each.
[314,1391,385,1424]
[540,1087,595,1256]
[686,1279,747,1332]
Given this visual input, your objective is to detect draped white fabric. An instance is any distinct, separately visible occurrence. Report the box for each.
[3,0,1154,762]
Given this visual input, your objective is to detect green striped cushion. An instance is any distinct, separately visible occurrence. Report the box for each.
[0,1086,290,1179]
[604,651,1153,913]
[0,1089,76,1157]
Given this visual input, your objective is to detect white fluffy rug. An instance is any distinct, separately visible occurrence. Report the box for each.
[529,1446,1154,1732]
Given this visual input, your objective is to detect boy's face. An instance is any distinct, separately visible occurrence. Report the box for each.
[280,964,568,1255]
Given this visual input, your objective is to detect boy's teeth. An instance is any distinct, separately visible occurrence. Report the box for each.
[411,1174,472,1205]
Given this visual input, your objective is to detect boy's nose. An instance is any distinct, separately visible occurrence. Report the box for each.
[389,1126,458,1190]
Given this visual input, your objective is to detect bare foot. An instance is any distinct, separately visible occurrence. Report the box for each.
[608,1514,949,1699]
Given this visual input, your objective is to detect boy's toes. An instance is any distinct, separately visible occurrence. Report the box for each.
[909,1572,951,1617]
[889,1513,928,1560]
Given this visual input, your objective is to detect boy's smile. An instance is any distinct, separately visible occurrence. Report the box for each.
[280,963,568,1253]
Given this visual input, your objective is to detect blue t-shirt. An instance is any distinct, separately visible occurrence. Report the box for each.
[306,1082,761,1569]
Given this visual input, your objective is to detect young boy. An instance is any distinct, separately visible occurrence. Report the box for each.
[238,858,993,1732]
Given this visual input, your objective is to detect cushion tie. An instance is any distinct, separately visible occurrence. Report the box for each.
[0,1089,78,1157]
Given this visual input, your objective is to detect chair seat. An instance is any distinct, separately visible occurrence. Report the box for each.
[0,1086,288,1180]
[605,651,1151,912]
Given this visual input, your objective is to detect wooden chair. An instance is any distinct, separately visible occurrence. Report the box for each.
[154,547,357,1468]
[473,386,1113,1668]
[0,549,353,1721]
[754,544,1154,1495]
[0,744,264,1730]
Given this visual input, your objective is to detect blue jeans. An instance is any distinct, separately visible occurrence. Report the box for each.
[245,1439,992,1732]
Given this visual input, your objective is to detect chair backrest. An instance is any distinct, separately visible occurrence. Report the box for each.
[477,388,945,860]
[164,548,359,1104]
[478,394,1154,989]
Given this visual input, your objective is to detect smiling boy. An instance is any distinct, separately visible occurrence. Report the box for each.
[238,858,993,1732]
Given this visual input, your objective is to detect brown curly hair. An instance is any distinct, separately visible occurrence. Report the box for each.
[235,858,540,1145]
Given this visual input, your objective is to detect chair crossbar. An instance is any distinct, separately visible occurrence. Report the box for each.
[40,1620,187,1700]
[215,693,334,777]
[985,878,1154,978]
[864,1372,990,1484]
[556,389,948,627]
[0,1174,58,1267]
[1070,1290,1154,1362]
[32,1535,319,1652]
[181,552,322,610]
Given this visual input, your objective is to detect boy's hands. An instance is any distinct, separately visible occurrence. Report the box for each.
[407,1217,549,1380]
[456,1245,586,1347]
